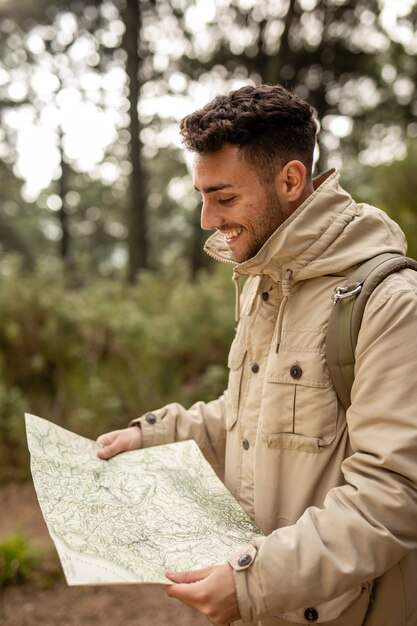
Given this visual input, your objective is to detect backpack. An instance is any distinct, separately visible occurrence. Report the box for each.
[326,252,417,411]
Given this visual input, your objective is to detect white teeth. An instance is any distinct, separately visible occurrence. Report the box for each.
[222,228,243,240]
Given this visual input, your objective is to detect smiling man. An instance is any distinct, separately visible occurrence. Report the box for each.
[97,84,417,626]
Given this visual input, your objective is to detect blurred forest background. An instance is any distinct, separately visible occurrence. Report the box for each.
[0,0,416,483]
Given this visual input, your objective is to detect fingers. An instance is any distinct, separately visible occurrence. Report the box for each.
[165,567,214,607]
[165,577,205,606]
[164,564,240,625]
[96,432,116,448]
[165,566,212,584]
[96,431,118,459]
[96,427,142,460]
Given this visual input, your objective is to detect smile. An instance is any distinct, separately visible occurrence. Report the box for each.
[222,228,243,241]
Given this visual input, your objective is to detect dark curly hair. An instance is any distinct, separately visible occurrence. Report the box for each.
[180,84,317,183]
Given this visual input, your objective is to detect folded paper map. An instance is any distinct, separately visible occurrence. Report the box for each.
[25,413,262,585]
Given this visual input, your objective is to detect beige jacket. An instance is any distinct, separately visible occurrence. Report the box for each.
[135,170,417,625]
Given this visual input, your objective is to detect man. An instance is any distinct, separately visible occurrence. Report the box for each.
[97,84,417,625]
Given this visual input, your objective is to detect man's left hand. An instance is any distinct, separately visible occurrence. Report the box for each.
[164,563,240,625]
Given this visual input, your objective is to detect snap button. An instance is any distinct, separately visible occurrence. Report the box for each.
[238,553,252,567]
[251,362,260,373]
[304,607,318,622]
[145,413,157,424]
[242,438,249,450]
[290,364,302,379]
[262,291,269,301]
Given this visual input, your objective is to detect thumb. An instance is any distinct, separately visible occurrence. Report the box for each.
[165,566,213,584]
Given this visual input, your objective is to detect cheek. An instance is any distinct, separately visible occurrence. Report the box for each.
[238,204,260,230]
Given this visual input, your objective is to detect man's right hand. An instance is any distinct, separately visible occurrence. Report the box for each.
[96,425,142,460]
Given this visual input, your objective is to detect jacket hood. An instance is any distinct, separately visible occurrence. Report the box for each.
[203,169,407,285]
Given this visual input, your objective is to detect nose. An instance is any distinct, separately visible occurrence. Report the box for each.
[201,197,222,231]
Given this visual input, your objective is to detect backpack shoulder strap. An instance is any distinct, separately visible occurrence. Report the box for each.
[326,253,417,412]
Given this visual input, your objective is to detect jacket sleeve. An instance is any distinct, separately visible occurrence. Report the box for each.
[130,393,227,475]
[229,270,417,620]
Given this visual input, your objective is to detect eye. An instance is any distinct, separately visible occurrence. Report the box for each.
[219,196,236,205]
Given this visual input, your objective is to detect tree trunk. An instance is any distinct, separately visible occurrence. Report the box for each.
[123,0,148,282]
[258,0,297,85]
[57,129,70,262]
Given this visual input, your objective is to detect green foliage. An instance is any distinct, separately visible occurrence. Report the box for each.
[0,263,235,479]
[347,141,417,260]
[0,533,39,587]
[0,380,27,473]
[367,141,417,260]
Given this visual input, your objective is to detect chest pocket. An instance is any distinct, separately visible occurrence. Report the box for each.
[260,344,338,452]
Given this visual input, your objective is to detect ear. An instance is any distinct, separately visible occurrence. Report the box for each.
[275,160,308,205]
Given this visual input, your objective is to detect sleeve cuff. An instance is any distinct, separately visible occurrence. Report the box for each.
[129,409,169,448]
[228,544,258,623]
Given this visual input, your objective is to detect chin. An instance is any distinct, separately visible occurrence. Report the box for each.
[237,246,259,263]
[230,249,246,263]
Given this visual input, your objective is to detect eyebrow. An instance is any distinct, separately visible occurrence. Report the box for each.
[194,183,235,194]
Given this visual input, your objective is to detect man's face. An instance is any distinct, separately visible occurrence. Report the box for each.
[193,144,287,263]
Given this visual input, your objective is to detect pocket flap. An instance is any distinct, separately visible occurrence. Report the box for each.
[227,339,247,371]
[267,350,331,388]
[226,411,238,431]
